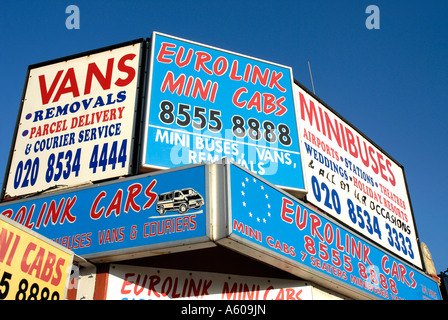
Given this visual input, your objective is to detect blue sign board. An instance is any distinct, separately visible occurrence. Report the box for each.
[227,164,441,300]
[142,32,305,192]
[0,164,209,260]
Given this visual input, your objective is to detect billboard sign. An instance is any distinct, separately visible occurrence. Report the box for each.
[294,83,422,269]
[3,40,144,198]
[0,214,74,300]
[142,32,305,192]
[219,163,440,300]
[106,264,323,300]
[0,164,211,262]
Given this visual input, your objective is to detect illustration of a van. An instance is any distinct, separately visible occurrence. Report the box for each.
[156,188,204,215]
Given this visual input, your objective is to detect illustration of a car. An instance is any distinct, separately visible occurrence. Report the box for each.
[156,188,204,215]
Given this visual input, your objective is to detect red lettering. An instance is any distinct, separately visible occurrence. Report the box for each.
[381,255,390,274]
[148,275,161,298]
[115,53,137,87]
[268,70,286,92]
[369,146,379,174]
[194,51,213,75]
[232,88,287,116]
[213,56,228,76]
[51,257,65,286]
[84,58,114,95]
[356,136,370,168]
[232,87,247,108]
[251,65,269,86]
[161,71,185,95]
[27,247,45,279]
[40,252,56,282]
[386,159,396,186]
[0,228,12,264]
[35,203,47,229]
[280,197,294,224]
[243,64,251,82]
[377,153,388,182]
[362,244,372,266]
[2,209,13,219]
[325,112,342,147]
[90,191,106,219]
[350,238,362,261]
[263,286,274,300]
[53,68,80,103]
[399,264,410,286]
[39,70,64,105]
[134,274,148,295]
[409,271,417,289]
[319,242,329,261]
[262,93,277,114]
[331,249,341,267]
[285,288,297,300]
[390,261,399,280]
[44,199,65,227]
[324,223,334,244]
[125,183,142,213]
[105,189,123,218]
[300,92,320,131]
[24,205,36,229]
[143,179,157,210]
[273,96,286,116]
[121,273,134,294]
[175,46,193,67]
[192,78,212,101]
[310,214,324,242]
[60,196,77,224]
[346,127,357,158]
[229,60,242,81]
[157,42,176,63]
[296,207,308,230]
[335,228,345,252]
[190,215,197,230]
[247,91,261,112]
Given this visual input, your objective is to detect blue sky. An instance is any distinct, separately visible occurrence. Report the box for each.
[0,1,447,275]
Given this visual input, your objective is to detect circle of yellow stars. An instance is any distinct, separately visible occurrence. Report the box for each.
[240,176,272,223]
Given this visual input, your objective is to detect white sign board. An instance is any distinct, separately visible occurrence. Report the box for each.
[106,264,322,300]
[4,40,143,198]
[295,84,422,269]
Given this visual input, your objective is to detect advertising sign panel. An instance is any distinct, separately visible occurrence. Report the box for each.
[220,163,440,300]
[0,214,74,300]
[142,32,305,192]
[106,264,321,300]
[294,83,422,269]
[3,40,144,198]
[0,164,211,262]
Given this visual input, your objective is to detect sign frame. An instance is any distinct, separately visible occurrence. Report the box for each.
[215,160,441,300]
[141,31,306,193]
[2,38,147,199]
[106,264,333,300]
[0,162,214,263]
[294,80,423,270]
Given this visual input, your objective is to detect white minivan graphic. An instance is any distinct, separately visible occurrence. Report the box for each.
[156,188,204,215]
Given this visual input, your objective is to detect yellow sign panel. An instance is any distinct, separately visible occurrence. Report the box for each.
[0,215,73,300]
